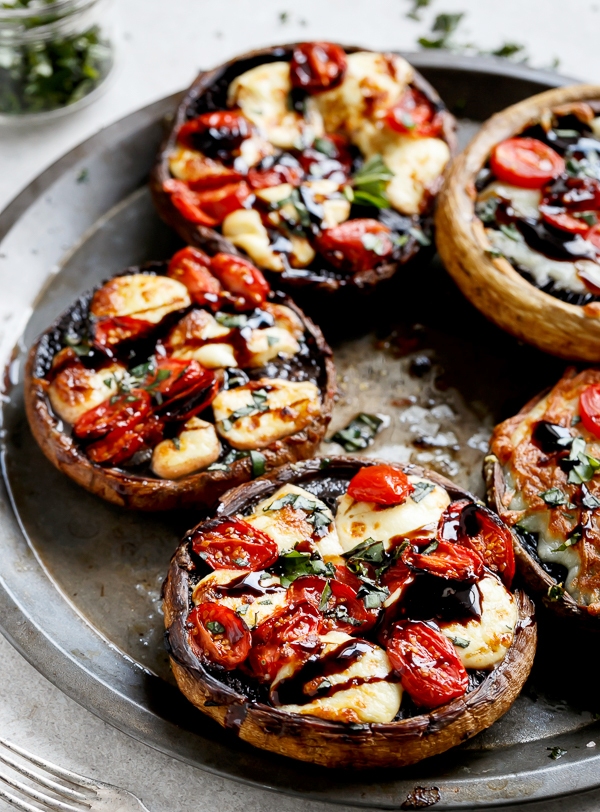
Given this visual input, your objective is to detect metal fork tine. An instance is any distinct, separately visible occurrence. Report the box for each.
[0,768,84,812]
[0,750,91,804]
[0,782,41,812]
[0,740,93,791]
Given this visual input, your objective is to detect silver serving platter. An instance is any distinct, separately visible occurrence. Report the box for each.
[1,52,599,810]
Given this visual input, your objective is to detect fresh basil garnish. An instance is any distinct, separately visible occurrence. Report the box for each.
[330,413,386,451]
[411,481,435,503]
[350,155,393,209]
[344,538,385,564]
[206,621,225,635]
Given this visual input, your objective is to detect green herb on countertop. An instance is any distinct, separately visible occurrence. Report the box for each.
[329,412,387,451]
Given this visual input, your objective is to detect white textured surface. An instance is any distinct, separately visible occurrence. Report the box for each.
[1,1,600,810]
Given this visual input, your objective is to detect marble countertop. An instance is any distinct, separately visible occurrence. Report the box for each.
[2,1,600,810]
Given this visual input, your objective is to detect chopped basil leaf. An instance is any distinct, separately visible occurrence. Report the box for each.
[499,223,520,241]
[329,412,385,451]
[447,634,470,648]
[539,487,570,508]
[265,492,318,513]
[279,550,334,587]
[393,233,410,248]
[486,247,503,258]
[257,599,272,605]
[250,450,266,478]
[357,581,389,609]
[555,531,581,552]
[422,539,439,555]
[206,621,225,635]
[350,155,393,209]
[547,747,567,760]
[406,0,431,21]
[319,457,331,469]
[475,197,499,224]
[574,211,598,226]
[318,581,332,611]
[313,137,336,157]
[233,557,248,567]
[361,232,390,256]
[411,481,435,503]
[344,538,385,564]
[171,436,181,451]
[572,415,582,426]
[236,605,249,615]
[582,485,600,510]
[408,227,431,246]
[216,312,248,328]
[547,582,565,601]
[418,12,464,48]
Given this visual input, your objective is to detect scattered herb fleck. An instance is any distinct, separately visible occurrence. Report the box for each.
[447,633,470,648]
[547,583,565,601]
[411,481,435,503]
[422,539,439,555]
[330,412,386,451]
[250,450,266,478]
[206,621,225,635]
[547,747,567,760]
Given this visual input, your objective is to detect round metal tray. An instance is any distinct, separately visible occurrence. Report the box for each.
[1,53,599,810]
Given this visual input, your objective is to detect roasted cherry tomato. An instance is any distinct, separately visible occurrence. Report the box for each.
[209,253,270,308]
[186,164,245,191]
[177,111,255,159]
[540,208,590,235]
[247,158,303,189]
[290,42,347,94]
[386,620,468,709]
[93,316,155,352]
[315,219,394,273]
[439,501,515,587]
[380,559,414,597]
[334,562,368,593]
[191,518,279,571]
[401,539,484,582]
[580,382,600,439]
[490,138,565,189]
[287,575,329,607]
[163,179,250,226]
[188,602,251,670]
[543,176,600,213]
[586,224,600,251]
[73,389,151,440]
[167,246,222,307]
[299,134,353,181]
[386,87,443,138]
[347,465,414,506]
[150,360,218,422]
[248,602,320,682]
[86,415,164,465]
[319,579,377,635]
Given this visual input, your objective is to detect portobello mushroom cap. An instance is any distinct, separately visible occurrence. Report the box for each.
[485,369,600,628]
[436,85,600,361]
[24,263,335,512]
[163,456,536,769]
[150,43,457,295]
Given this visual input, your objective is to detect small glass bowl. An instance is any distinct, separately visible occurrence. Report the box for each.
[0,0,115,122]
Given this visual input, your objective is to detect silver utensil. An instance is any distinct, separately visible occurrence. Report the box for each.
[0,736,150,812]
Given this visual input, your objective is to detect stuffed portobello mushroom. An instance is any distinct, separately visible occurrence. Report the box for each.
[163,457,536,768]
[24,248,335,511]
[437,85,600,361]
[151,43,456,295]
[486,366,600,626]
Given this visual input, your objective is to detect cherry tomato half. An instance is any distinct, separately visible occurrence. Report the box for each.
[316,219,394,273]
[401,539,484,582]
[209,253,270,308]
[290,42,347,94]
[439,501,515,587]
[347,465,415,506]
[380,559,414,597]
[490,138,565,189]
[93,316,155,352]
[188,602,252,670]
[191,518,279,571]
[386,620,468,709]
[167,246,222,308]
[177,111,255,158]
[249,602,321,682]
[299,134,353,181]
[385,87,443,139]
[149,360,219,422]
[163,179,250,226]
[580,382,600,439]
[73,389,151,440]
[86,414,164,465]
[247,160,303,189]
[541,209,590,235]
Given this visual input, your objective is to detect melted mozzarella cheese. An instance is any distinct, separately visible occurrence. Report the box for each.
[167,310,237,369]
[227,61,324,149]
[47,362,125,425]
[485,227,592,294]
[192,569,287,629]
[245,483,343,556]
[222,209,284,272]
[279,639,402,724]
[315,51,413,135]
[212,378,321,450]
[90,274,191,324]
[477,182,542,221]
[245,327,300,367]
[354,125,450,215]
[263,303,304,340]
[440,575,517,669]
[515,508,582,598]
[335,475,450,553]
[150,418,221,479]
